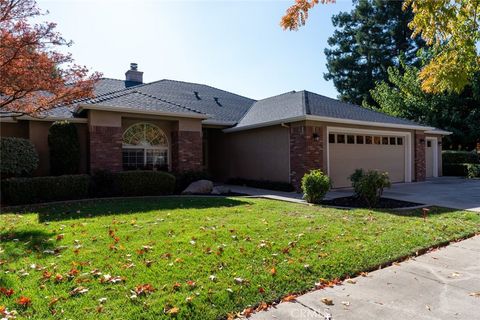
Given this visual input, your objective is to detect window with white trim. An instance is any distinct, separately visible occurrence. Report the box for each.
[122,123,169,170]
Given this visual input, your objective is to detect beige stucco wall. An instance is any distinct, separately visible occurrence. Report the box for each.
[209,125,290,182]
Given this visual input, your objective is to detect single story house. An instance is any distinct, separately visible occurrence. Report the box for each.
[1,63,451,189]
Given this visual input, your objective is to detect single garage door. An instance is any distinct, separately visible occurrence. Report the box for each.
[328,131,407,188]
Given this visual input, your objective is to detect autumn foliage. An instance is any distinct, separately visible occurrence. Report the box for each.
[280,0,335,31]
[0,0,100,117]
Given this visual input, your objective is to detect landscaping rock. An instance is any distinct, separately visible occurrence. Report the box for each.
[182,180,213,195]
[211,186,230,195]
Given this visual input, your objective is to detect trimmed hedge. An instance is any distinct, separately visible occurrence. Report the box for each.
[228,178,294,192]
[0,137,39,177]
[1,175,90,205]
[114,171,175,196]
[467,164,480,178]
[48,121,80,175]
[442,151,479,164]
[443,163,480,177]
[301,170,331,204]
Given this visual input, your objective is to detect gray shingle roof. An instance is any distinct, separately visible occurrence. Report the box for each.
[234,90,430,129]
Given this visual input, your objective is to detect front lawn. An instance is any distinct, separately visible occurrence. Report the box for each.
[1,197,479,319]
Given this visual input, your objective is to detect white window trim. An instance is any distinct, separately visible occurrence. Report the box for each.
[326,126,412,183]
[426,137,439,178]
[122,123,171,170]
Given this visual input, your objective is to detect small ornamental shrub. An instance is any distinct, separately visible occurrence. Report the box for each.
[114,171,175,196]
[90,169,116,197]
[174,170,211,193]
[301,170,331,204]
[48,121,80,175]
[443,163,469,176]
[442,151,479,164]
[466,164,480,178]
[1,174,90,205]
[0,137,39,177]
[350,169,391,208]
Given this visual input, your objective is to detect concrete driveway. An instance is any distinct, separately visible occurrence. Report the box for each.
[329,177,480,212]
[251,236,480,320]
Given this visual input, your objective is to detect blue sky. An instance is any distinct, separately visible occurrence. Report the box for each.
[38,0,354,100]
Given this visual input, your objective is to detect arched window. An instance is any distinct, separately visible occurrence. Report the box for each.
[122,123,169,170]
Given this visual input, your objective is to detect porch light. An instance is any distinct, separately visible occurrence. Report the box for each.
[312,132,320,141]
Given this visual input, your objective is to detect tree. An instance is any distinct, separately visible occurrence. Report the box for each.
[368,58,480,150]
[281,0,480,94]
[323,0,423,105]
[0,0,100,117]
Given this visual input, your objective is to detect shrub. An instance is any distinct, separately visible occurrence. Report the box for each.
[48,121,80,175]
[90,169,116,197]
[227,178,294,192]
[301,170,331,204]
[174,170,211,193]
[350,169,391,208]
[466,164,480,178]
[0,137,39,177]
[443,163,469,176]
[442,151,479,164]
[114,171,175,196]
[1,175,90,205]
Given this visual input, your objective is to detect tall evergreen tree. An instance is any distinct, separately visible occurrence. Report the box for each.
[324,0,423,105]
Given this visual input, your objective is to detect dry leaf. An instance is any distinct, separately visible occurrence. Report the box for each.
[469,292,480,297]
[166,306,179,315]
[321,297,334,305]
[282,294,296,302]
[346,279,357,284]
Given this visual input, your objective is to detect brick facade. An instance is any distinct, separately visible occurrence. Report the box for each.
[171,130,203,172]
[414,132,426,181]
[89,125,123,173]
[290,125,324,191]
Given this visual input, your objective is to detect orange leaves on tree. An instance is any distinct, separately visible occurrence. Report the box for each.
[0,0,101,117]
[280,0,335,31]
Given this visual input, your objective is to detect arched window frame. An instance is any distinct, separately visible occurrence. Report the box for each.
[122,123,169,170]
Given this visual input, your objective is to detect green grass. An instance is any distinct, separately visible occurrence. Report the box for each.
[1,197,479,319]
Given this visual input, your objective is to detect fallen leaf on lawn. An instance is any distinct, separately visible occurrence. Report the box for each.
[172,282,181,290]
[360,272,368,277]
[0,288,14,297]
[186,280,196,288]
[165,306,179,315]
[209,275,217,282]
[270,267,276,276]
[17,296,32,307]
[69,287,89,296]
[234,277,244,284]
[98,298,107,304]
[256,301,268,312]
[242,307,254,317]
[133,284,155,296]
[56,234,64,241]
[282,294,296,302]
[185,296,193,303]
[321,298,334,306]
[54,274,64,283]
[48,297,59,307]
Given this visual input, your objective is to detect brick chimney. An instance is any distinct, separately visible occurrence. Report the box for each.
[125,63,143,84]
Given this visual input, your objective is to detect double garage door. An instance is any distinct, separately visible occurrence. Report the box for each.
[328,129,409,188]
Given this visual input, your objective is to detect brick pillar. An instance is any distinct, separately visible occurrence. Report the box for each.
[414,132,426,181]
[171,130,202,172]
[89,126,123,173]
[290,124,324,191]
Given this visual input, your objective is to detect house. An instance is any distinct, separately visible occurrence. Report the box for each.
[0,63,451,189]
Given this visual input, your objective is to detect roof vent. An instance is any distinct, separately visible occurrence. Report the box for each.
[194,91,201,100]
[125,62,143,85]
[214,97,222,107]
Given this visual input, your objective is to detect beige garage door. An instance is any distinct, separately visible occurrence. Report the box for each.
[328,132,406,188]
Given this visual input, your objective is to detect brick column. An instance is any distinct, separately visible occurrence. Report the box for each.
[414,132,426,181]
[89,126,123,173]
[171,130,202,172]
[290,124,324,191]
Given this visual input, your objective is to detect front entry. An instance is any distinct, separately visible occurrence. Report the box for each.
[425,137,438,178]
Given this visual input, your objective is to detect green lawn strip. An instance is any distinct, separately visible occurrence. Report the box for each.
[0,197,478,319]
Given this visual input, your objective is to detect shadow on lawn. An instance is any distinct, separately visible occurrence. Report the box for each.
[368,206,465,218]
[0,230,54,258]
[35,196,251,222]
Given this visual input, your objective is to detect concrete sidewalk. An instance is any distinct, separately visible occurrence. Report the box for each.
[251,235,480,320]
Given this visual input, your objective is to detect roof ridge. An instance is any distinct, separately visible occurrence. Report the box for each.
[133,91,205,115]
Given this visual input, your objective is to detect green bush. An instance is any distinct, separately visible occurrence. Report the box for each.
[90,169,116,197]
[350,169,391,208]
[442,151,479,164]
[466,164,480,178]
[301,170,331,204]
[228,178,294,192]
[0,137,39,177]
[48,121,80,175]
[1,175,90,205]
[443,163,469,176]
[114,171,175,196]
[174,170,211,193]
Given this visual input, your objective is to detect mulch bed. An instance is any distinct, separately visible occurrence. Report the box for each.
[320,196,422,209]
